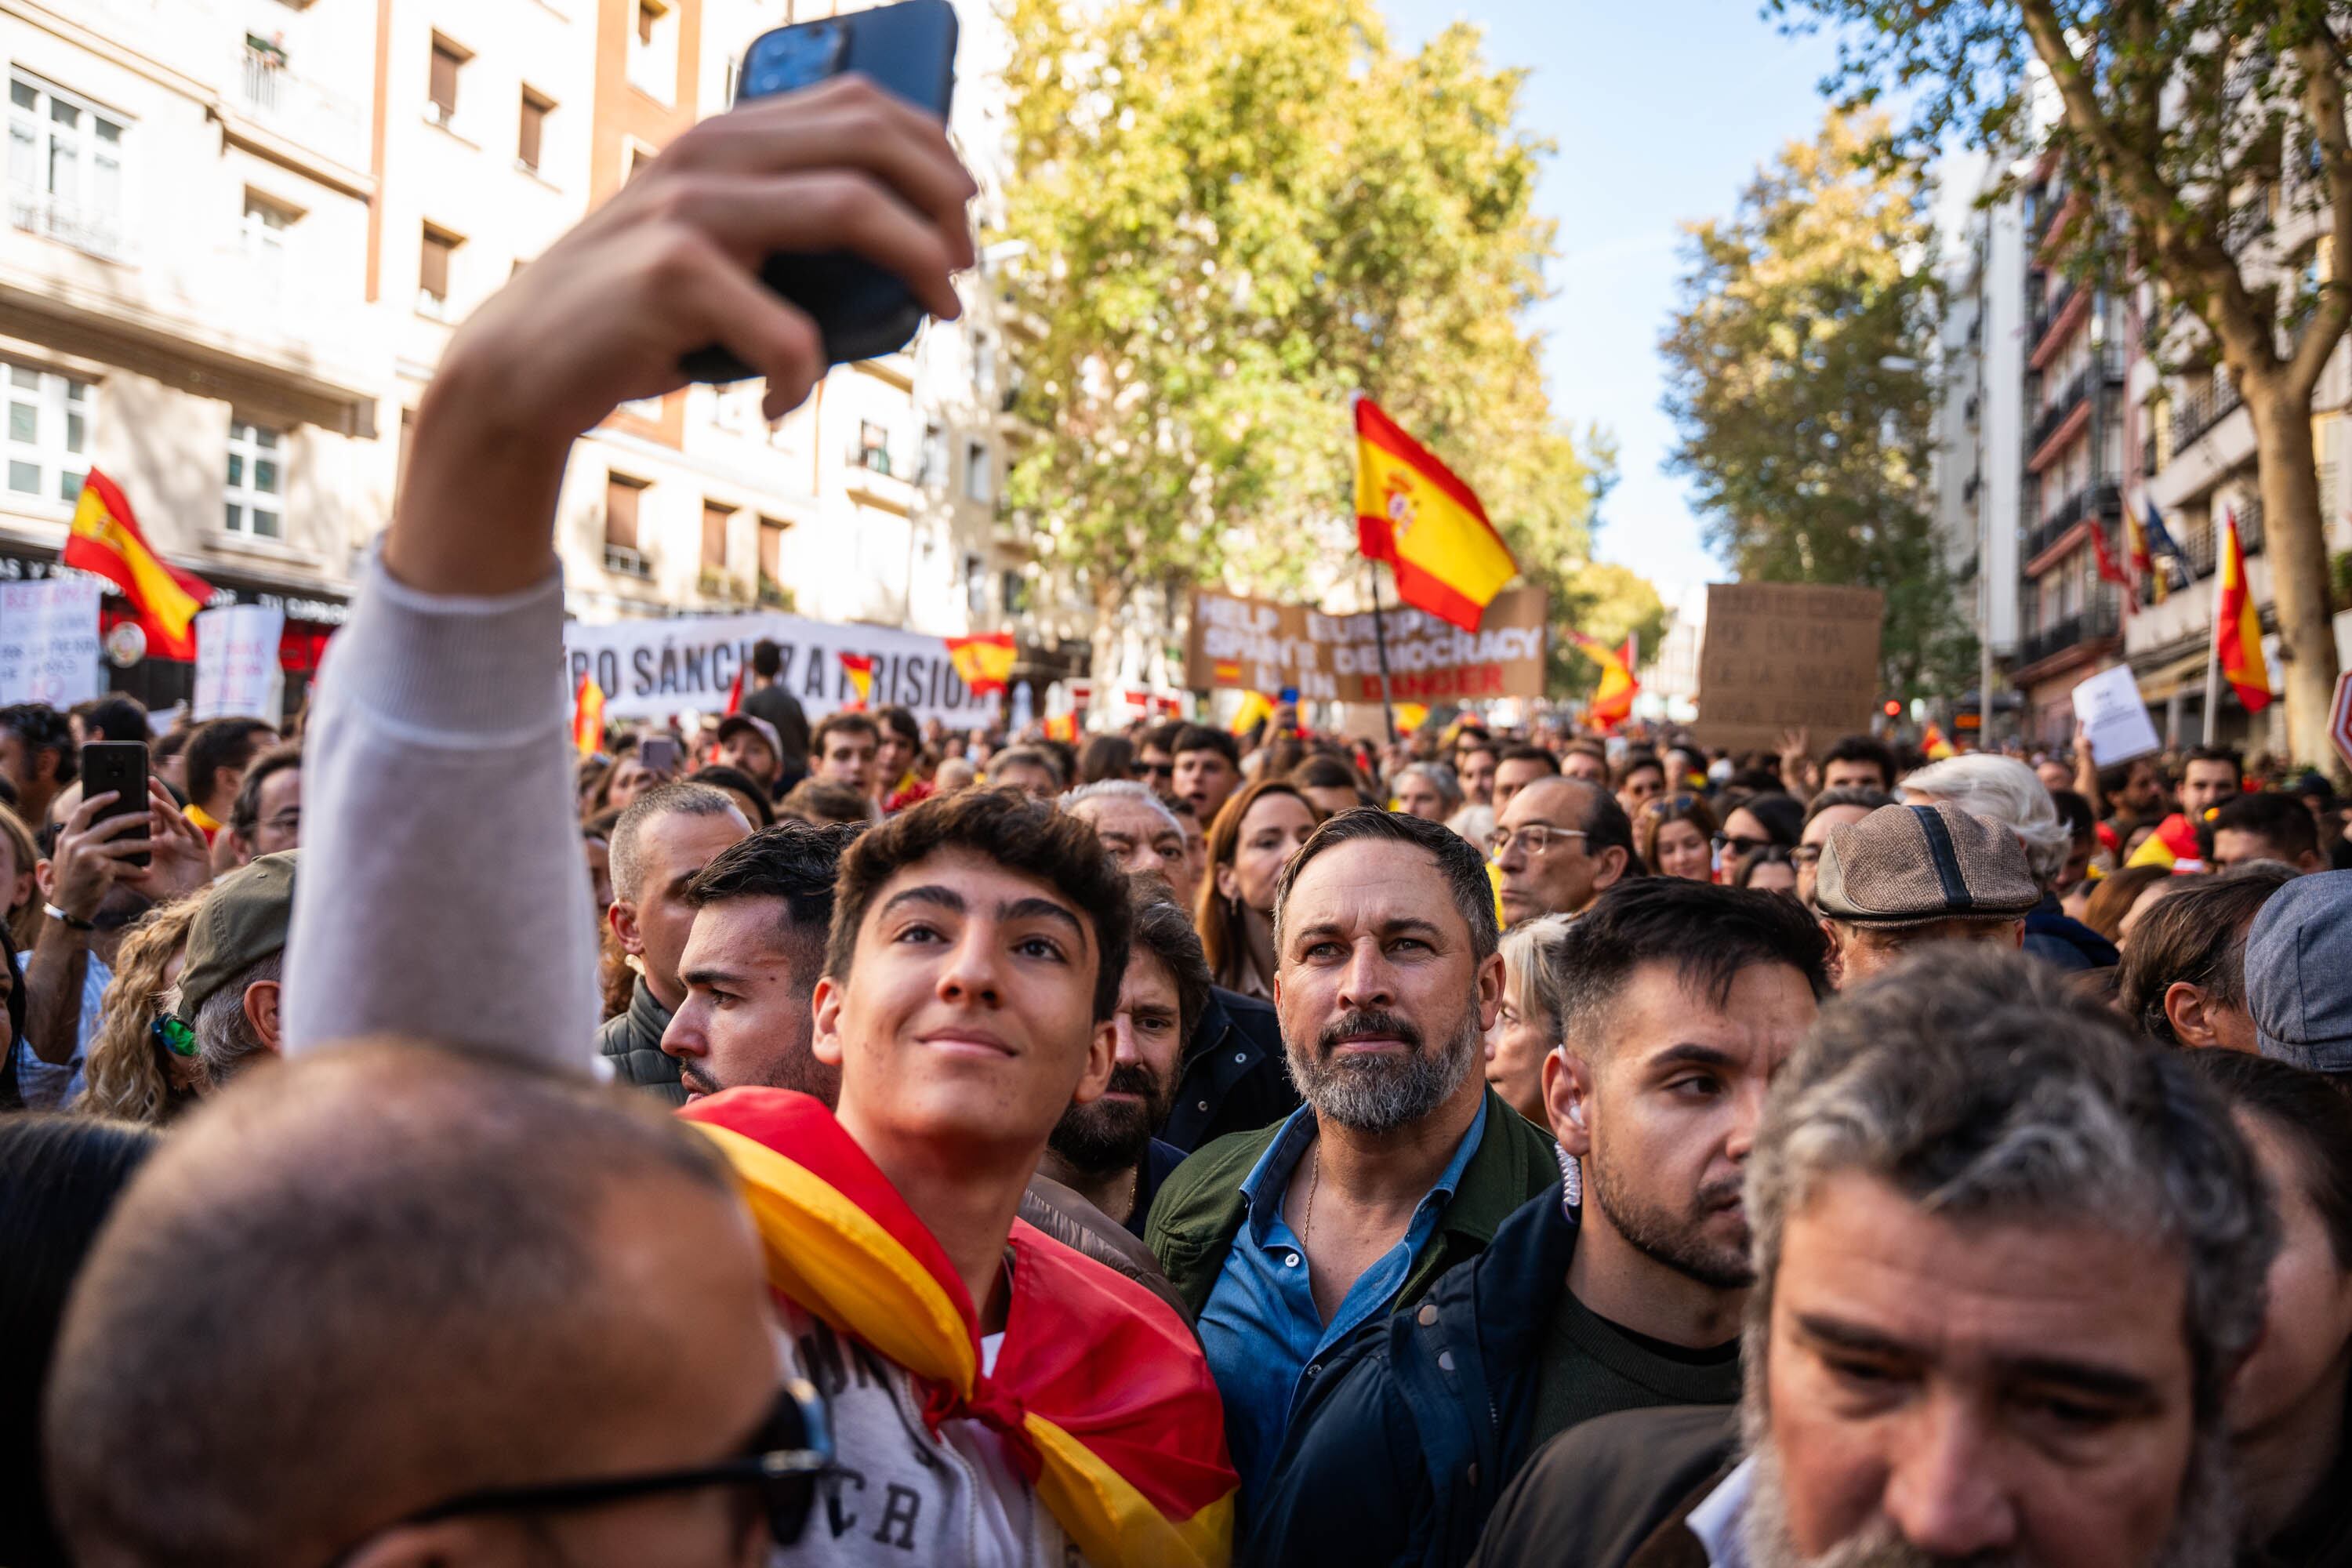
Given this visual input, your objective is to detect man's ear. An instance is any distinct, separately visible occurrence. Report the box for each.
[608,898,646,959]
[244,978,283,1052]
[1475,948,1506,1034]
[1820,919,1847,989]
[1072,1017,1116,1107]
[1544,1047,1595,1159]
[2165,981,2223,1050]
[811,972,846,1067]
[1593,845,1629,891]
[34,859,53,901]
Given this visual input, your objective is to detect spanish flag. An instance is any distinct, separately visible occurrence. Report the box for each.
[2215,507,2271,713]
[1229,689,1274,736]
[1353,397,1516,632]
[2123,495,2167,605]
[571,673,605,758]
[65,470,211,659]
[1393,701,1429,735]
[1570,632,1639,728]
[838,652,875,710]
[2127,811,2206,873]
[943,632,1016,697]
[1042,711,1079,742]
[1922,722,1956,760]
[682,1091,1236,1566]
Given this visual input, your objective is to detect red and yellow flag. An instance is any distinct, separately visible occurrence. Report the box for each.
[2123,495,2167,605]
[943,632,1016,697]
[1353,397,1516,632]
[1570,632,1639,728]
[838,652,875,710]
[572,673,605,758]
[682,1091,1236,1566]
[65,470,212,659]
[2127,811,2207,873]
[1922,722,1956,760]
[2215,507,2271,713]
[1229,689,1274,735]
[1041,711,1079,742]
[1392,701,1430,735]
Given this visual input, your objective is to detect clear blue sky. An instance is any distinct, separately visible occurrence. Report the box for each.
[1379,0,1846,610]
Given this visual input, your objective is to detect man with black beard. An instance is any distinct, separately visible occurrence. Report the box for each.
[1252,880,1828,1568]
[1474,949,2269,1568]
[1149,810,1562,1526]
[1033,883,1208,1236]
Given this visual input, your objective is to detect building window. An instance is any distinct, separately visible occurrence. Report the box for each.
[517,89,553,174]
[964,552,985,617]
[701,501,731,568]
[604,474,649,575]
[758,515,786,579]
[628,0,677,103]
[419,224,460,317]
[426,36,466,127]
[858,420,891,474]
[241,191,296,289]
[1000,568,1028,617]
[224,419,285,539]
[7,73,128,260]
[4,360,91,503]
[239,34,288,113]
[920,422,947,486]
[964,439,993,504]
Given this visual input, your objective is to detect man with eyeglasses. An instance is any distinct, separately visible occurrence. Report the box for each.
[1490,776,1638,927]
[1791,787,1891,911]
[222,742,302,869]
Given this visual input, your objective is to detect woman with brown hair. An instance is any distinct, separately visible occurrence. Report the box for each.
[1635,793,1720,882]
[2080,862,2173,942]
[0,804,42,955]
[72,894,209,1127]
[1196,779,1323,1000]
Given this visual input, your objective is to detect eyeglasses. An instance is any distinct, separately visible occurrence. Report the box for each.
[1712,834,1773,858]
[1138,760,1174,779]
[337,1381,832,1560]
[1788,845,1823,868]
[1485,825,1588,858]
[151,1014,198,1058]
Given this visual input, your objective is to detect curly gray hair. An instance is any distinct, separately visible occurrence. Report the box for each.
[1898,753,2072,891]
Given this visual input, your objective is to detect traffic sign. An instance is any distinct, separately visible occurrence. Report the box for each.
[2330,670,2352,775]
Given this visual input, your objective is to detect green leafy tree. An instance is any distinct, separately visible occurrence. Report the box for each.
[1661,111,1976,699]
[999,0,1628,687]
[1769,0,2352,764]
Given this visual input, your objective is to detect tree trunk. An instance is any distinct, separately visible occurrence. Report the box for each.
[2245,382,2341,767]
[1088,576,1124,729]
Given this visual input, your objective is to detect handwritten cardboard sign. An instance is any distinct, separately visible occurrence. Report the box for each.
[0,579,100,709]
[194,604,285,720]
[1693,583,1885,753]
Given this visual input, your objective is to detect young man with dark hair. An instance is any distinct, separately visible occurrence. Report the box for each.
[661,819,858,1103]
[1138,720,1184,793]
[2115,867,2294,1051]
[2180,744,2245,821]
[986,744,1065,800]
[1172,722,1243,824]
[1493,745,1559,816]
[1254,880,1830,1567]
[273,78,1235,1564]
[0,702,75,827]
[1559,739,1610,789]
[2211,789,2325,873]
[182,717,278,842]
[1611,752,1666,818]
[2098,753,2168,831]
[810,710,880,802]
[600,782,751,1103]
[222,742,302,869]
[1150,808,1560,1523]
[67,693,149,748]
[712,713,785,795]
[739,635,811,775]
[1819,732,1896,793]
[873,704,931,811]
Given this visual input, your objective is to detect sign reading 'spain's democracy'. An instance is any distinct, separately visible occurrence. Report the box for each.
[1185,586,1548,702]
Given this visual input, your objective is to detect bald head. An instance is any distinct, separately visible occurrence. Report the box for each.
[44,1044,778,1567]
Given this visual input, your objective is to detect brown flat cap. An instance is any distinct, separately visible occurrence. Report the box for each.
[1815,803,2038,927]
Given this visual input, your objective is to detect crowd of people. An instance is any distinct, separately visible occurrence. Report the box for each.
[7,77,2352,1568]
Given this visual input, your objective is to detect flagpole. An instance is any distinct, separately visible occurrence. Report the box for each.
[2202,510,2225,746]
[1367,559,1399,745]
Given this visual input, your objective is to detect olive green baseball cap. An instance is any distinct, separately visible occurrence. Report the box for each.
[176,851,296,1024]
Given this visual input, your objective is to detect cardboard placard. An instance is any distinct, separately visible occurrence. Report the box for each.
[0,579,100,709]
[194,604,285,720]
[1184,586,1547,703]
[1693,583,1885,753]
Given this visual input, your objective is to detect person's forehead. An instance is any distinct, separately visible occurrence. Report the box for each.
[1502,778,1584,827]
[1177,746,1232,769]
[1082,797,1175,837]
[258,768,301,804]
[644,809,749,869]
[866,848,1088,938]
[2186,760,2234,779]
[1610,960,1814,1051]
[1775,1170,2191,1380]
[1121,945,1178,1004]
[1287,837,1455,913]
[684,896,810,965]
[1802,805,1867,845]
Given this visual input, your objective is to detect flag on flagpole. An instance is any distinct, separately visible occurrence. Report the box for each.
[1352,397,1516,632]
[1569,631,1640,728]
[2143,497,2189,592]
[1229,690,1274,736]
[572,673,606,758]
[1392,701,1430,735]
[1922,722,1956,760]
[723,670,745,716]
[1041,712,1079,742]
[943,632,1016,697]
[2122,495,2166,605]
[837,652,874,710]
[64,470,212,659]
[2089,521,2135,615]
[2215,506,2271,713]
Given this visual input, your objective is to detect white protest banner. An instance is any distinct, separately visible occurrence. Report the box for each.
[563,612,1000,726]
[194,604,285,720]
[2071,662,2161,767]
[0,579,100,708]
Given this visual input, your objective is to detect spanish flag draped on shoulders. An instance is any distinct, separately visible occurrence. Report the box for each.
[682,1087,1236,1567]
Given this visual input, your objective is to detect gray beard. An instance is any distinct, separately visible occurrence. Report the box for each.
[1737,1409,2241,1568]
[1287,1004,1482,1134]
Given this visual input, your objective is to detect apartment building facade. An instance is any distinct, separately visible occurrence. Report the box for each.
[3,0,1040,720]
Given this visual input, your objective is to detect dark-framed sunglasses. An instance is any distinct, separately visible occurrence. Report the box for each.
[1712,833,1773,858]
[333,1381,831,1561]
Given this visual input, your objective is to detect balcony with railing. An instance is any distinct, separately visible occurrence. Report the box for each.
[2014,597,2122,670]
[230,38,368,173]
[2170,372,2243,453]
[2022,480,2121,565]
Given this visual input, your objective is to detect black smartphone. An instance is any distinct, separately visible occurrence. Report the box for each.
[80,741,150,869]
[639,735,681,774]
[681,0,960,382]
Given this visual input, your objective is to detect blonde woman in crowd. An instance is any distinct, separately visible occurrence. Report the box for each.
[73,894,209,1127]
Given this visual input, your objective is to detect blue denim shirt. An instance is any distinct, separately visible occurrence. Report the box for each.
[1197,1094,1490,1515]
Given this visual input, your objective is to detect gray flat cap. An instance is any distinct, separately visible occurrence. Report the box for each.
[1815,803,2040,928]
[2246,869,2352,1073]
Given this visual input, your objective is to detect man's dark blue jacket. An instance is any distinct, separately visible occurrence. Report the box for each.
[1246,1182,1577,1568]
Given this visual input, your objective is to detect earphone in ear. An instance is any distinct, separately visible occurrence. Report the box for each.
[1567,1104,1586,1129]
